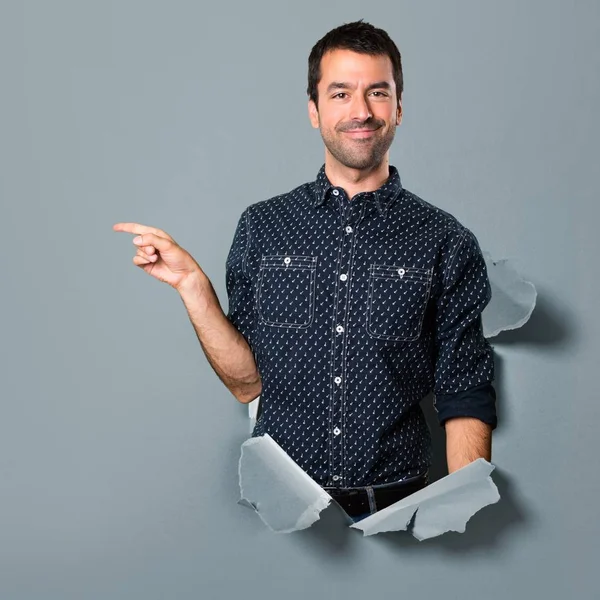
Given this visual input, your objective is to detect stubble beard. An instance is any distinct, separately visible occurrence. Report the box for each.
[319,122,396,170]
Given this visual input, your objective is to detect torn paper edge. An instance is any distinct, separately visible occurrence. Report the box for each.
[350,458,500,539]
[248,396,259,433]
[482,252,537,337]
[238,434,332,533]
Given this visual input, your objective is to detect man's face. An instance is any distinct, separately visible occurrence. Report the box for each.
[308,49,402,171]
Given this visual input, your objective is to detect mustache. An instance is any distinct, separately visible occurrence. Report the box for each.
[337,119,384,132]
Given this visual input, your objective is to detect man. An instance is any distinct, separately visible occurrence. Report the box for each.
[114,20,497,523]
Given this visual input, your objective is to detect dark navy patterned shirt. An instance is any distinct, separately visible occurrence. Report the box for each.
[225,164,496,488]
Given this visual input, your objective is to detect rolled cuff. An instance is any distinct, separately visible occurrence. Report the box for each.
[434,381,497,429]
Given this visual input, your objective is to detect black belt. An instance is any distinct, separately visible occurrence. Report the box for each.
[324,473,428,518]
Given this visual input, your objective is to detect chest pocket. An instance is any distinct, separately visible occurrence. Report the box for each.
[257,255,317,328]
[366,264,433,341]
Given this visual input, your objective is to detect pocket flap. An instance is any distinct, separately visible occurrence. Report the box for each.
[369,264,432,281]
[260,255,318,269]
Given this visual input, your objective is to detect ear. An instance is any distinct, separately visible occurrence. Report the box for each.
[308,99,320,129]
[396,94,403,126]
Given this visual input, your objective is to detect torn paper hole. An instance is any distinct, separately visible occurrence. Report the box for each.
[350,458,500,540]
[238,434,332,533]
[238,435,500,539]
[482,251,537,338]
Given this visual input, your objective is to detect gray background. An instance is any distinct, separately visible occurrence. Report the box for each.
[1,0,597,598]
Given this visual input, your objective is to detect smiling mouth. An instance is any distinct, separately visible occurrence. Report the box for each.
[343,129,378,138]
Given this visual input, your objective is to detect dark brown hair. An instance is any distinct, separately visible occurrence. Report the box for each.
[307,19,403,108]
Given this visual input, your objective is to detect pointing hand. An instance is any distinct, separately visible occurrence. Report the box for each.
[113,222,204,292]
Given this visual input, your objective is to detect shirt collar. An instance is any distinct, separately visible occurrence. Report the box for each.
[313,163,403,216]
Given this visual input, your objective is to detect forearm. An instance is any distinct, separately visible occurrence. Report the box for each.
[178,272,261,403]
[444,417,492,473]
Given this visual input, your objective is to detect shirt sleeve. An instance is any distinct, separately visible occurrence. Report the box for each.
[433,227,497,429]
[225,208,256,353]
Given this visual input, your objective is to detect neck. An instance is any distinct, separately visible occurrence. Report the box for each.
[324,154,390,200]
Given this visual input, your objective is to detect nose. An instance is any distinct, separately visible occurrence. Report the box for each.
[349,94,372,122]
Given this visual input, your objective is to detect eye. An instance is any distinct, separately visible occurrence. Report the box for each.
[333,92,348,99]
[370,91,389,97]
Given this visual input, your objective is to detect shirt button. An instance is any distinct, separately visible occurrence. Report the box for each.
[333,427,341,435]
[340,273,348,281]
[345,226,353,234]
[284,257,291,265]
[397,267,405,276]
[334,376,342,385]
[335,325,344,333]
[332,475,341,481]
[332,189,340,196]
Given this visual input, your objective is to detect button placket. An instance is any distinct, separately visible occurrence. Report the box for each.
[328,198,361,487]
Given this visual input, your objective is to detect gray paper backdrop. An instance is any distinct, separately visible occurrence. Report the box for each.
[1,1,597,598]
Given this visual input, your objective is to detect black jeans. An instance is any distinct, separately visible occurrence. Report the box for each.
[324,472,429,521]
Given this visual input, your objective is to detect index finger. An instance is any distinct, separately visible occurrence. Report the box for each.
[113,222,173,241]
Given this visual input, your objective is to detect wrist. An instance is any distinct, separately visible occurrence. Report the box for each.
[177,269,209,299]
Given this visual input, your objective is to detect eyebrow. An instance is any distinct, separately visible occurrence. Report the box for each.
[326,81,392,93]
